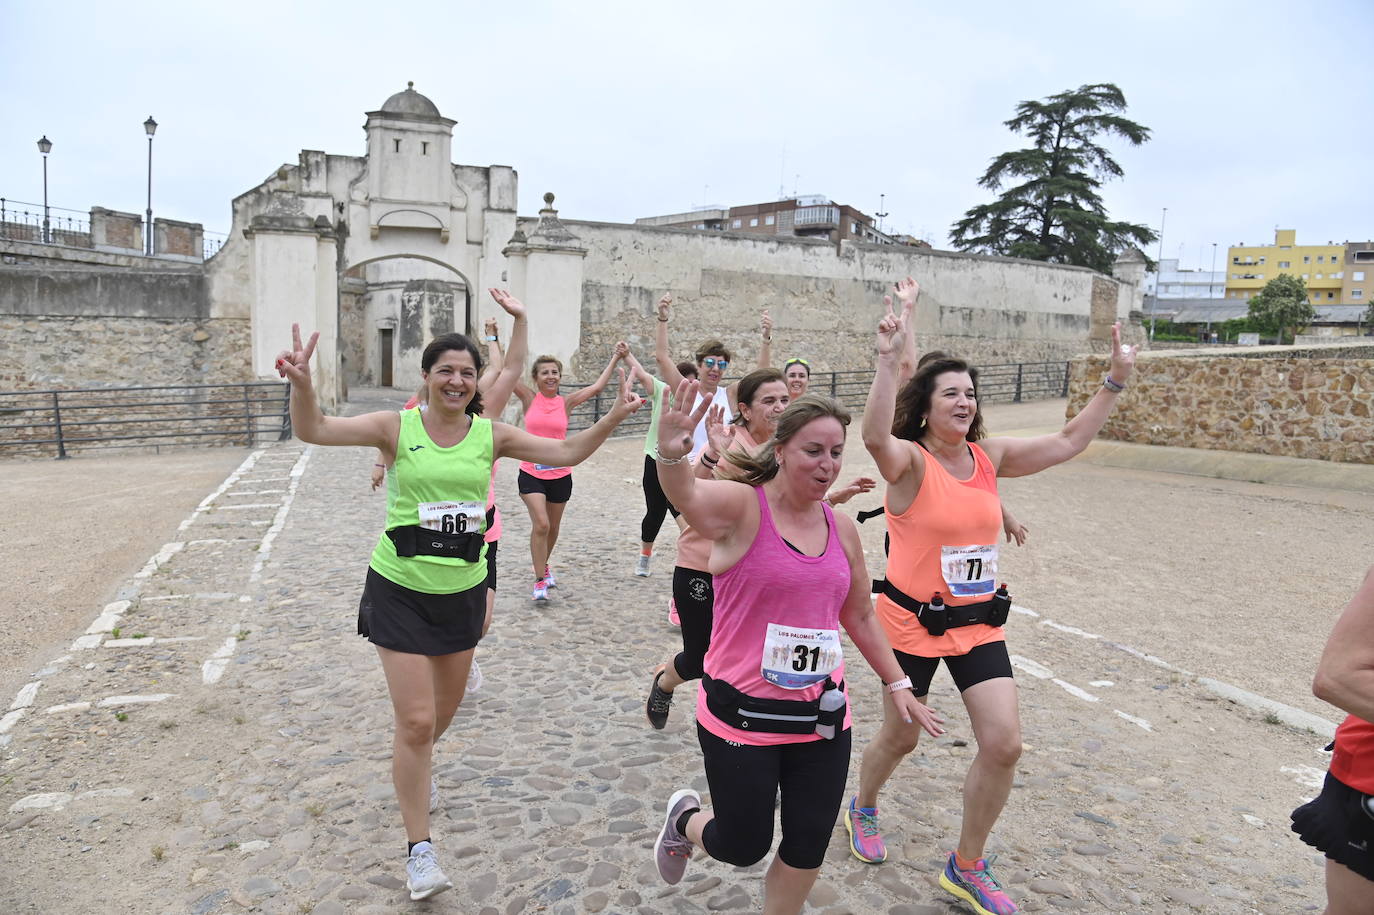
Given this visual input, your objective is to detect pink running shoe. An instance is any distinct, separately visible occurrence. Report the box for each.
[668,598,680,626]
[939,852,1018,915]
[843,796,886,863]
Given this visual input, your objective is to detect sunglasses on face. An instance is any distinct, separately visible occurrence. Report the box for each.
[701,357,729,370]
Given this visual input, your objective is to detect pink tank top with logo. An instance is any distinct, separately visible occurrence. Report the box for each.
[695,485,854,746]
[519,393,572,480]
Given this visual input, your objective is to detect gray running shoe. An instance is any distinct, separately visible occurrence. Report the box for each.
[634,554,652,577]
[654,788,701,885]
[466,658,483,693]
[428,778,439,813]
[405,841,452,900]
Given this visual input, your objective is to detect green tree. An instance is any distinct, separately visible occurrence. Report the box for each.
[950,83,1157,274]
[1247,274,1314,344]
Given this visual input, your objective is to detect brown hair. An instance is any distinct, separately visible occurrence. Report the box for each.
[723,393,851,487]
[892,355,985,442]
[694,339,732,364]
[676,360,698,379]
[421,333,485,416]
[732,368,786,427]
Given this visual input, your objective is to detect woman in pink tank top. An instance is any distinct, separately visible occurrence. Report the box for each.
[646,381,944,914]
[513,346,625,602]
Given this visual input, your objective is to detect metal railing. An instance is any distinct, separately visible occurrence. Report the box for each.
[0,382,291,459]
[0,198,92,246]
[204,230,228,260]
[565,360,1069,433]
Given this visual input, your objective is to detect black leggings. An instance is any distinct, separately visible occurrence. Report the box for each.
[697,723,851,870]
[671,567,713,682]
[641,454,680,543]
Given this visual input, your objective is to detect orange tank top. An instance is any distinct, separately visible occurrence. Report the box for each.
[877,441,1005,657]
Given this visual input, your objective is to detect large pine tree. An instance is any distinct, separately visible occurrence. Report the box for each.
[950,83,1156,273]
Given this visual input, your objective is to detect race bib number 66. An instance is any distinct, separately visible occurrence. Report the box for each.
[418,501,484,535]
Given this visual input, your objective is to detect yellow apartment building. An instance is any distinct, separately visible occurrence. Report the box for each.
[1225,230,1346,305]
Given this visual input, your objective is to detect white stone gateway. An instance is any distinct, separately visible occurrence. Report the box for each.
[208,83,584,408]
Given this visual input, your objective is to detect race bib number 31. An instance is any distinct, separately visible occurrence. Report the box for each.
[761,623,842,690]
[941,544,998,597]
[418,501,484,535]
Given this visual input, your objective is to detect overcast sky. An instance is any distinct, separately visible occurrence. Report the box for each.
[4,0,1370,270]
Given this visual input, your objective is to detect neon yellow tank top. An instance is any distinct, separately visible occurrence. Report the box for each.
[369,409,492,594]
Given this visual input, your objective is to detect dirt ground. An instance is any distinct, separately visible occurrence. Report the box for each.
[0,448,250,704]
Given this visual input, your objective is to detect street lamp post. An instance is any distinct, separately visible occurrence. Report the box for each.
[37,135,52,243]
[1206,242,1218,340]
[144,116,157,255]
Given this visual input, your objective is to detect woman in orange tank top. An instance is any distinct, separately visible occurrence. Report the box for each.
[848,276,1137,915]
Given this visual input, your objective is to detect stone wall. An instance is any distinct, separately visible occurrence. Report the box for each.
[0,315,251,392]
[557,220,1134,379]
[1067,343,1374,463]
[0,249,251,392]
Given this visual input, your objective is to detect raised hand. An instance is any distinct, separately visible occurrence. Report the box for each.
[760,309,773,341]
[1107,323,1137,384]
[659,378,709,461]
[484,316,499,338]
[274,323,319,385]
[826,476,876,506]
[656,293,672,322]
[704,404,737,458]
[614,340,630,361]
[893,276,921,309]
[609,367,646,419]
[876,293,909,358]
[488,288,527,320]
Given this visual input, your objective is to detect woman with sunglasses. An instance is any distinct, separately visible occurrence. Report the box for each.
[652,292,773,459]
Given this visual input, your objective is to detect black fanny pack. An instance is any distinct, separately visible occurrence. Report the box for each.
[874,579,1011,637]
[387,525,483,562]
[701,674,845,737]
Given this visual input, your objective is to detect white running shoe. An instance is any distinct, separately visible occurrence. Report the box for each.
[428,778,439,813]
[635,555,652,577]
[543,566,557,588]
[406,841,452,900]
[533,580,550,602]
[467,658,483,693]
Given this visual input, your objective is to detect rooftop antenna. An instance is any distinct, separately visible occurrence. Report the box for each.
[778,144,787,201]
[875,193,889,233]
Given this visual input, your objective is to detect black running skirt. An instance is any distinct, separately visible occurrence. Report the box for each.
[357,567,485,656]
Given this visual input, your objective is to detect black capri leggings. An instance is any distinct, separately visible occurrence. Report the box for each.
[641,454,681,543]
[697,723,851,870]
[671,567,713,682]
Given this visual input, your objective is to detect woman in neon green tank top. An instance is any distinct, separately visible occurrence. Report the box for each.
[274,295,644,900]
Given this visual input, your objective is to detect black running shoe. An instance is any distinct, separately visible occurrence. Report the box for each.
[646,667,673,730]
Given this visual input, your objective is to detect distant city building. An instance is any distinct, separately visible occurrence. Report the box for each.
[636,195,916,246]
[1143,258,1225,299]
[1339,241,1374,307]
[1225,230,1347,304]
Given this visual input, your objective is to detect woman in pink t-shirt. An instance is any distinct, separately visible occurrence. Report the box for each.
[647,382,944,914]
[513,345,624,602]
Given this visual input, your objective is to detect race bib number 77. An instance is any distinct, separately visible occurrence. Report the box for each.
[940,544,998,598]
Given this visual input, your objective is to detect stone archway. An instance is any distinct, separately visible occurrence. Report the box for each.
[339,253,475,389]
